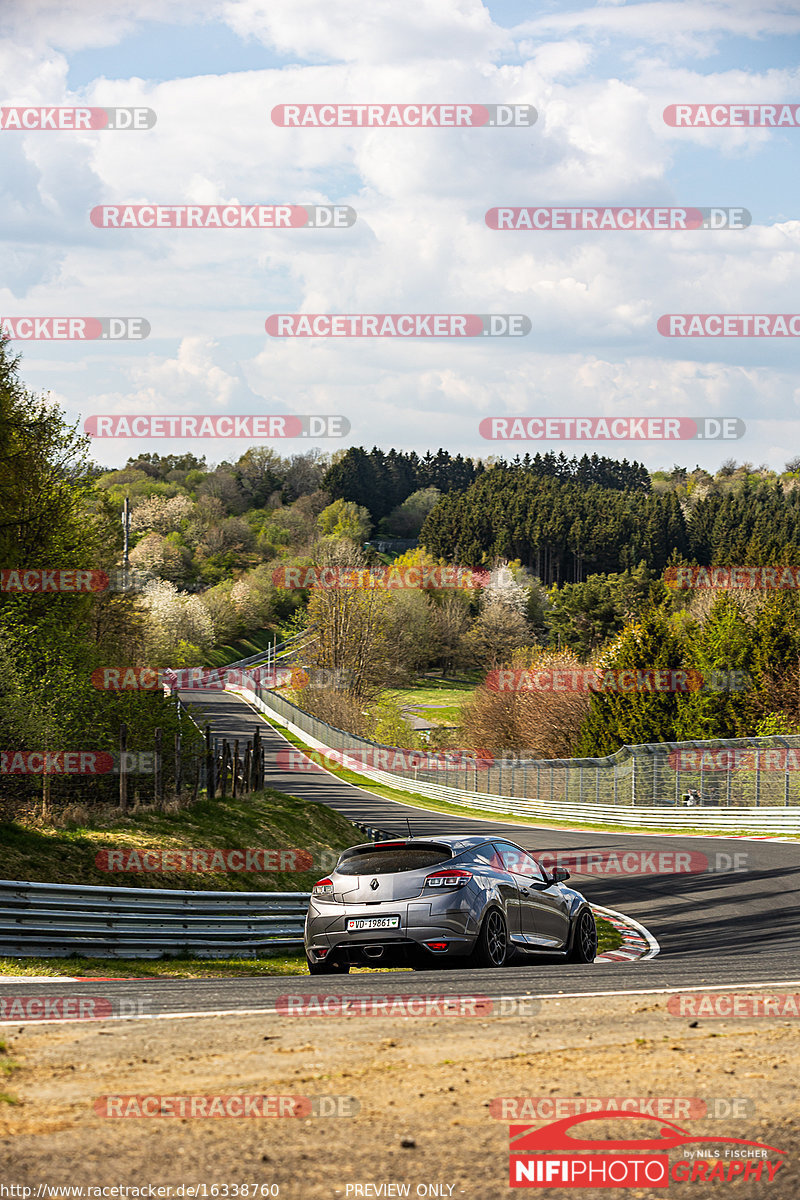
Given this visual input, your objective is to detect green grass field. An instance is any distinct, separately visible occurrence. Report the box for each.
[0,789,359,893]
[382,677,477,726]
[203,628,276,669]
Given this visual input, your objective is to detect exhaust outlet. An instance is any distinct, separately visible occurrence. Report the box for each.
[362,945,384,959]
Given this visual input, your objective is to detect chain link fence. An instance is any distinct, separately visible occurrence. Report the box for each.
[244,679,800,809]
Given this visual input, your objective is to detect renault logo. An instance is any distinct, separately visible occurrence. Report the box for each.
[370,878,379,890]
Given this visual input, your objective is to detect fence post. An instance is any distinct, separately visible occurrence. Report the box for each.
[243,745,251,795]
[220,741,229,799]
[653,752,658,804]
[154,727,162,808]
[175,727,182,798]
[233,740,240,799]
[205,725,215,800]
[754,750,760,806]
[253,727,261,790]
[119,723,128,811]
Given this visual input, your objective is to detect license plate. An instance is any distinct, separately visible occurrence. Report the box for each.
[346,916,400,931]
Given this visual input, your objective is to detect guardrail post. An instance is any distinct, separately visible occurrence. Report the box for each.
[154,727,162,808]
[205,725,215,800]
[119,724,128,811]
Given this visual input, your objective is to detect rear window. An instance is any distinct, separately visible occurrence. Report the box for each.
[337,844,452,875]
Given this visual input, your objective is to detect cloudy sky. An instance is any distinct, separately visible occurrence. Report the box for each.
[1,0,799,472]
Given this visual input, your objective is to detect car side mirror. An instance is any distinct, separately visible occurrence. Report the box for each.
[551,867,570,883]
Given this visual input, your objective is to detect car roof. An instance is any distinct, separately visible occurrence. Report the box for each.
[401,834,512,851]
[341,834,524,855]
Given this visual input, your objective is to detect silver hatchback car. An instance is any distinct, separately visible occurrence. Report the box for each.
[304,834,597,973]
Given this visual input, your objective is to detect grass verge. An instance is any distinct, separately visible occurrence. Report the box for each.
[0,789,360,891]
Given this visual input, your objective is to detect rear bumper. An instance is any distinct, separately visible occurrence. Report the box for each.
[305,896,475,962]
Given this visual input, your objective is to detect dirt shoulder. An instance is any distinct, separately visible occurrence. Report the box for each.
[1,988,797,1199]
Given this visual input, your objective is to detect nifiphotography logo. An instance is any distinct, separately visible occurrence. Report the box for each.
[507,1111,786,1188]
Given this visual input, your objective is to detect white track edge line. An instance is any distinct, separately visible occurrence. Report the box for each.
[3,980,800,1027]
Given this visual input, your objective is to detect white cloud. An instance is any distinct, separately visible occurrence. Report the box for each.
[221,0,507,63]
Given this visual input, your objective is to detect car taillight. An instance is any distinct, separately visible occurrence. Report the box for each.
[424,941,449,952]
[312,878,334,895]
[424,869,472,888]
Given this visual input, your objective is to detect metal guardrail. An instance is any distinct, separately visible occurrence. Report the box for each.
[0,826,393,959]
[231,680,800,833]
[0,880,311,959]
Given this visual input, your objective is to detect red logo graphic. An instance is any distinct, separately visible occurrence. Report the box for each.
[508,1112,785,1187]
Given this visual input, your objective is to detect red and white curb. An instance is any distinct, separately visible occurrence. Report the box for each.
[592,903,659,962]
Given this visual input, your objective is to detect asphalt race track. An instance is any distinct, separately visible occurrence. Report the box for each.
[3,689,799,1015]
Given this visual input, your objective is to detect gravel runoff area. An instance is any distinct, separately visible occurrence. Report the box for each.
[1,986,798,1199]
